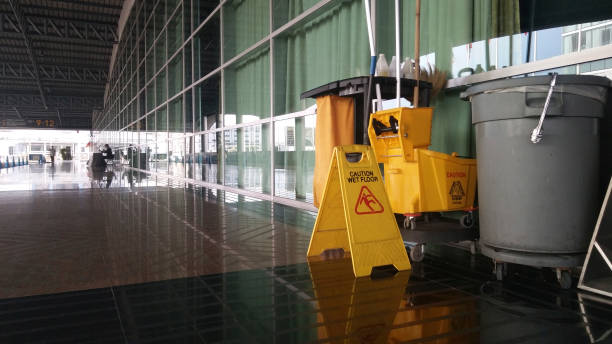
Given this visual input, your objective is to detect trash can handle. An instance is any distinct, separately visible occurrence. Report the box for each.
[530,73,557,144]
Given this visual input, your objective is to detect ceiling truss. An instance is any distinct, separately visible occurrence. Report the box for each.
[0,0,121,129]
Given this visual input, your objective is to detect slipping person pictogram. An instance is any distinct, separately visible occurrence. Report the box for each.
[355,186,384,214]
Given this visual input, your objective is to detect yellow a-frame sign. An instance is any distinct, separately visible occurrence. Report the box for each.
[308,145,411,277]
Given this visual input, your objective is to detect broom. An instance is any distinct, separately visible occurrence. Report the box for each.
[418,63,447,101]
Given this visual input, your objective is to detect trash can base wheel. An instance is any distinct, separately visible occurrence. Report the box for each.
[556,269,572,290]
[409,244,425,262]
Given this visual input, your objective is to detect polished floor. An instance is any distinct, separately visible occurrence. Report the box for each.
[0,162,611,343]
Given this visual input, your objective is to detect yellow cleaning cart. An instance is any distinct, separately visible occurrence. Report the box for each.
[368,107,477,227]
[367,107,478,261]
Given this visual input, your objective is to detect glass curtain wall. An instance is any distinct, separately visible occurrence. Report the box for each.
[93,0,612,209]
[94,0,368,208]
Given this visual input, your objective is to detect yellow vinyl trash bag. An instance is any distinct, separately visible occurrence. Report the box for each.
[313,95,354,207]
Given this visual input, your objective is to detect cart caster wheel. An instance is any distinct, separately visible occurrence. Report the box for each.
[410,244,425,262]
[557,270,572,290]
[403,217,417,230]
[460,214,474,229]
[495,262,504,281]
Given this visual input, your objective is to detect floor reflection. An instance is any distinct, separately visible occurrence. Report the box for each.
[308,255,478,343]
[1,162,611,343]
[0,161,94,191]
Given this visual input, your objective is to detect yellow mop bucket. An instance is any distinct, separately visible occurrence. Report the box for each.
[368,107,477,223]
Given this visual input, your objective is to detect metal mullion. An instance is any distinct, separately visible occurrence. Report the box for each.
[191,0,196,133]
[165,11,169,142]
[219,2,225,185]
[269,0,275,200]
[268,0,278,282]
[180,1,191,169]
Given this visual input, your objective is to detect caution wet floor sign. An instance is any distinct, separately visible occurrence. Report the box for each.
[307,145,411,277]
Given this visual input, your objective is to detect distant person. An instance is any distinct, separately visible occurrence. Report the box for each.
[105,170,115,189]
[101,144,114,162]
[49,146,56,164]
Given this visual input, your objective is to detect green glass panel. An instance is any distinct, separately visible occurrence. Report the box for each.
[168,54,183,97]
[168,7,182,57]
[194,13,220,80]
[169,138,186,178]
[167,0,180,13]
[223,124,271,194]
[201,132,221,183]
[144,113,156,171]
[224,46,270,124]
[272,0,319,29]
[185,90,193,133]
[146,84,155,113]
[193,0,218,27]
[184,42,192,87]
[273,1,368,115]
[146,13,155,51]
[169,97,184,133]
[183,0,191,39]
[154,1,165,38]
[156,30,166,72]
[194,73,220,131]
[146,52,155,82]
[273,115,315,202]
[156,69,167,106]
[223,0,269,60]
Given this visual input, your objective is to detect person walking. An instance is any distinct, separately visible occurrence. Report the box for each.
[49,146,56,164]
[101,144,114,164]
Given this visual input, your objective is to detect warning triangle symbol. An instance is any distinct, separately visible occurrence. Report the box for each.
[354,186,384,215]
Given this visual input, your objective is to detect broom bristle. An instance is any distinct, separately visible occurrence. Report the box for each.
[417,63,447,100]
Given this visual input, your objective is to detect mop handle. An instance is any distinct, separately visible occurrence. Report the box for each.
[364,0,375,59]
[395,0,401,107]
[413,0,421,108]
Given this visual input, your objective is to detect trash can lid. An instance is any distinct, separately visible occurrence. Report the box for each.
[461,74,611,100]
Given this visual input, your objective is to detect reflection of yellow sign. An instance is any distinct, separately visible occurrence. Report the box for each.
[308,256,410,343]
[307,145,411,277]
[308,256,479,343]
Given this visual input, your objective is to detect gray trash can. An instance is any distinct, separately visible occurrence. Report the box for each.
[462,75,610,282]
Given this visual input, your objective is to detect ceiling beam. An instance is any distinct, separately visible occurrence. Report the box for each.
[0,94,102,110]
[0,31,114,48]
[36,0,122,11]
[7,0,47,110]
[0,51,112,62]
[0,62,108,84]
[0,59,108,70]
[0,44,113,56]
[0,12,118,43]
